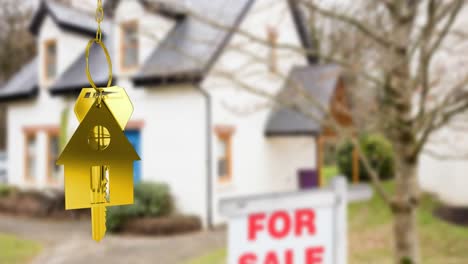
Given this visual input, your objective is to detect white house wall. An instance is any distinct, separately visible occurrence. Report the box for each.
[6,86,74,189]
[418,155,468,206]
[137,87,207,224]
[202,0,312,225]
[118,75,209,223]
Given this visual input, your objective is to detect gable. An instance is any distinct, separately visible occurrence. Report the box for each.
[57,100,140,164]
[329,79,352,127]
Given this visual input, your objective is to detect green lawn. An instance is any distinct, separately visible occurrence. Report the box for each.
[0,234,42,264]
[185,248,226,264]
[185,181,468,264]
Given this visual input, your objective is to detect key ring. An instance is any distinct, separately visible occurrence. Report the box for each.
[85,38,113,91]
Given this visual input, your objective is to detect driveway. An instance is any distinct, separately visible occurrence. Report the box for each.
[0,214,226,264]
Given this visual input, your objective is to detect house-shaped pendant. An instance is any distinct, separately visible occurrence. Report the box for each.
[57,100,140,210]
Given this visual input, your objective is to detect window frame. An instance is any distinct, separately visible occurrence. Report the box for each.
[24,131,38,183]
[215,125,235,183]
[120,20,139,71]
[23,126,61,185]
[46,128,60,185]
[43,39,58,81]
[266,26,278,73]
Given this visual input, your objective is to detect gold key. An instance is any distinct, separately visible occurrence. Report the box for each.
[90,166,108,241]
[57,99,140,242]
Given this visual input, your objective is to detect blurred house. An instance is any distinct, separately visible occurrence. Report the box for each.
[0,0,345,227]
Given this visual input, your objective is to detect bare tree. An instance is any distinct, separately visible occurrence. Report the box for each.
[0,0,35,150]
[0,0,35,81]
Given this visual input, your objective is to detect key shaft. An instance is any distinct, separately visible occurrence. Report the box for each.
[90,165,109,242]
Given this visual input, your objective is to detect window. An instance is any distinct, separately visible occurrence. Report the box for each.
[24,127,60,185]
[44,40,57,80]
[25,134,37,181]
[48,132,60,183]
[215,126,235,183]
[121,21,139,70]
[266,26,278,73]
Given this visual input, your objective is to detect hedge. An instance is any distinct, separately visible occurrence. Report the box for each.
[337,134,395,182]
[107,182,174,232]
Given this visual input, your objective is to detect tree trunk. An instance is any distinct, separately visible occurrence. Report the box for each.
[392,160,420,264]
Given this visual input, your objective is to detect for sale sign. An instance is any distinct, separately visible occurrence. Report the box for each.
[220,177,348,264]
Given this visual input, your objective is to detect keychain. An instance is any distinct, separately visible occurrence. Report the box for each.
[57,0,140,242]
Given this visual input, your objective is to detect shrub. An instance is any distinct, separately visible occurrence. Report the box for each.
[107,201,145,232]
[107,182,174,232]
[337,134,395,182]
[134,182,173,217]
[0,184,12,198]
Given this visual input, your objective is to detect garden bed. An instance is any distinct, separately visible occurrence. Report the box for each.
[434,205,468,226]
[0,186,88,219]
[121,215,202,236]
[107,182,202,236]
[0,182,203,236]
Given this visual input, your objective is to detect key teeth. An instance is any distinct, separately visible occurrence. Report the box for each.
[91,206,107,242]
[102,207,107,240]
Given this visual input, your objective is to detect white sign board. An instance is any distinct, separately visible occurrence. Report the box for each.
[220,177,348,264]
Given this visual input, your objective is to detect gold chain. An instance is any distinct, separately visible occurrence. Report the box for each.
[95,0,104,43]
[85,0,113,104]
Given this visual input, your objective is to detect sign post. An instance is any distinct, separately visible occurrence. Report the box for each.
[220,177,348,264]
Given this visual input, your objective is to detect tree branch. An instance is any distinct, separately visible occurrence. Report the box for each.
[301,0,402,50]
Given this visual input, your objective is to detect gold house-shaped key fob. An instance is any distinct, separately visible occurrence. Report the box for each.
[57,98,140,241]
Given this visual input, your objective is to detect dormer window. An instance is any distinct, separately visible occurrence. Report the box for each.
[121,21,139,70]
[44,39,57,81]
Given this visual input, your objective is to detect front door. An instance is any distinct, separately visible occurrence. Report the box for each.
[125,130,142,184]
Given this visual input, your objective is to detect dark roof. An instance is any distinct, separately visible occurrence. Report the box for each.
[133,0,255,86]
[49,21,115,95]
[105,0,187,20]
[30,1,98,37]
[265,64,341,137]
[287,0,318,64]
[0,58,38,102]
